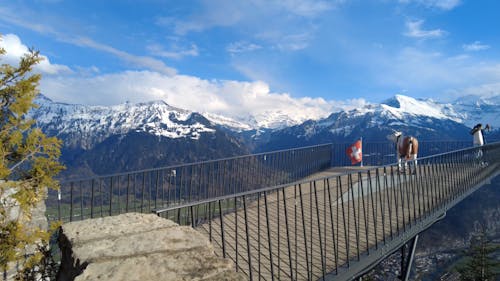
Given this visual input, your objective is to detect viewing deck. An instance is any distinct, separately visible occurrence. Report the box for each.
[46,141,500,280]
[156,144,500,280]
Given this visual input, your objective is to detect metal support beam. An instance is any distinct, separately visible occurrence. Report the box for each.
[400,235,419,281]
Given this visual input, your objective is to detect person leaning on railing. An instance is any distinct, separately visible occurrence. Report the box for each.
[470,123,490,167]
[470,123,490,147]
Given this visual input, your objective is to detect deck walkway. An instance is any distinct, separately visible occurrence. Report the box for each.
[193,163,498,280]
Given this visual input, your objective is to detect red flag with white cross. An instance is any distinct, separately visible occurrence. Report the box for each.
[346,140,362,165]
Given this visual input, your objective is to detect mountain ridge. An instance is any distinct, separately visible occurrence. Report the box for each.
[31,95,249,178]
[30,93,499,177]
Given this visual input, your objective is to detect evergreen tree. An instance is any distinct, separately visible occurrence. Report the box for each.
[0,35,64,277]
[457,228,500,281]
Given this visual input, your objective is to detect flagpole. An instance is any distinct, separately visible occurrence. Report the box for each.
[360,137,363,167]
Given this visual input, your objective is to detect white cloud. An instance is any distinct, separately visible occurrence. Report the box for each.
[169,0,245,35]
[462,41,490,52]
[40,70,361,126]
[265,0,335,17]
[404,20,446,39]
[226,41,263,54]
[0,9,176,75]
[147,43,199,59]
[275,32,311,51]
[0,33,71,75]
[1,32,355,127]
[158,0,333,54]
[433,0,461,10]
[34,0,64,3]
[253,29,314,52]
[399,0,461,10]
[373,47,500,98]
[166,0,335,35]
[445,83,500,100]
[66,36,176,75]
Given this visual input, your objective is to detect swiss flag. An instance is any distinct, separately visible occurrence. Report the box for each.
[346,140,362,165]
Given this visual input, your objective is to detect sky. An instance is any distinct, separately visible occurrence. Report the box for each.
[1,0,500,122]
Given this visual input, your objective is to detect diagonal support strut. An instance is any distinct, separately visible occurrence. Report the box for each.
[400,234,419,281]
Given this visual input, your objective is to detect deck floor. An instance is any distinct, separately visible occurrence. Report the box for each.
[193,164,493,280]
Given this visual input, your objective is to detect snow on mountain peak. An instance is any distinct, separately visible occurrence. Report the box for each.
[30,96,216,149]
[452,94,500,128]
[202,112,253,132]
[380,94,461,122]
[30,92,499,147]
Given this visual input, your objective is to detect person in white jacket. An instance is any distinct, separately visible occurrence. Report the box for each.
[470,123,490,147]
[470,123,490,166]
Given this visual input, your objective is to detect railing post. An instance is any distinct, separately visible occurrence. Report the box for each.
[281,187,294,280]
[375,169,386,244]
[383,167,394,239]
[218,200,226,258]
[264,192,275,280]
[242,195,253,281]
[367,171,378,248]
[298,183,311,278]
[359,172,370,253]
[109,176,114,216]
[313,180,327,278]
[126,174,130,213]
[69,182,74,222]
[90,179,95,219]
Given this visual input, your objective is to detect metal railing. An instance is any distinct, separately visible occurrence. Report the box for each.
[154,142,500,281]
[331,140,474,166]
[46,140,493,223]
[46,143,332,222]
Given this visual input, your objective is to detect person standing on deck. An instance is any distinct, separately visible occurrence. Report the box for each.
[470,123,490,166]
[470,123,490,147]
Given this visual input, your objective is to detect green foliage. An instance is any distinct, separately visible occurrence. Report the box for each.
[0,35,64,277]
[456,228,500,281]
[14,223,61,280]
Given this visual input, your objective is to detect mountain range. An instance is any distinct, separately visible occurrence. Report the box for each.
[30,95,249,178]
[30,93,500,280]
[30,93,499,178]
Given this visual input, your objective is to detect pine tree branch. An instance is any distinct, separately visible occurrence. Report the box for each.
[8,145,40,174]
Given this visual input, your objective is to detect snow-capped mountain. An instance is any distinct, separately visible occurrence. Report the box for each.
[452,94,500,129]
[202,112,253,132]
[380,95,463,123]
[206,93,499,135]
[30,93,498,177]
[30,95,248,178]
[31,95,218,150]
[257,95,481,151]
[203,109,312,131]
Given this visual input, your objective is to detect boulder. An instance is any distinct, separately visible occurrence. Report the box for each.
[57,212,246,281]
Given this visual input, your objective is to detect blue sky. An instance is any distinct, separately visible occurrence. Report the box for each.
[1,0,500,122]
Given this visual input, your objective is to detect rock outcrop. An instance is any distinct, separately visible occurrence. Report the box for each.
[57,212,246,281]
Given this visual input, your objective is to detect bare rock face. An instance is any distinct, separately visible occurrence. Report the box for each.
[57,213,246,281]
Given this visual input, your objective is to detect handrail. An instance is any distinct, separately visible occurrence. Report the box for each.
[153,141,500,214]
[153,142,500,281]
[58,143,334,183]
[48,143,333,222]
[46,141,498,223]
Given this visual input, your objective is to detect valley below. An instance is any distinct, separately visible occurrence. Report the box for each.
[367,176,500,280]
